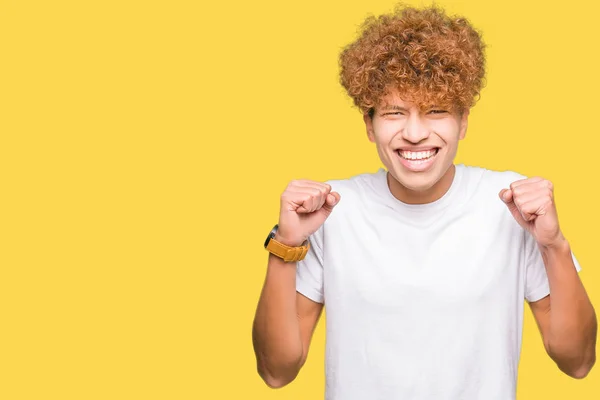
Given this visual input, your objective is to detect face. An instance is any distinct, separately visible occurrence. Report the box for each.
[364,91,469,204]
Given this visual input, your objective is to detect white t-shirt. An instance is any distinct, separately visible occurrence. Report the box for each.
[296,164,581,400]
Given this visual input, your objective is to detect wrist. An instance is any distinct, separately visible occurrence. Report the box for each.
[540,234,570,257]
[274,232,306,247]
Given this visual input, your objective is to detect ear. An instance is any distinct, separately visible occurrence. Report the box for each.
[458,109,470,140]
[363,113,375,142]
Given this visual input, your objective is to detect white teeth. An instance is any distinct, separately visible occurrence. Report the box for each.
[399,149,437,161]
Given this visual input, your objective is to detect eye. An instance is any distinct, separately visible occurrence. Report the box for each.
[428,109,448,115]
[382,112,404,116]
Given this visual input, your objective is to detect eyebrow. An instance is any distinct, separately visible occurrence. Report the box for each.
[381,105,409,111]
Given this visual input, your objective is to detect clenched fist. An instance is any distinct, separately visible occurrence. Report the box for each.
[499,177,565,249]
[276,180,341,247]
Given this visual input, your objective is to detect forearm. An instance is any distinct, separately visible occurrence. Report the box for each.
[252,254,303,387]
[542,239,597,376]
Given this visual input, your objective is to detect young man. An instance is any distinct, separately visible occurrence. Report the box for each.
[252,4,597,399]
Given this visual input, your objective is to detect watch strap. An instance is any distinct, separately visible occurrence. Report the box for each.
[266,238,310,262]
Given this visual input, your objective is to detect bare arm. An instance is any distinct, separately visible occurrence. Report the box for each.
[529,239,597,379]
[500,178,597,378]
[252,252,323,388]
[253,179,338,388]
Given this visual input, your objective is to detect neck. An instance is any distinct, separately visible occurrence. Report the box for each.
[387,164,456,205]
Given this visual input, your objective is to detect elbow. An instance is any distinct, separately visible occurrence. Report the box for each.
[260,372,294,389]
[554,350,596,379]
[255,352,303,389]
[252,327,305,388]
[568,354,596,379]
[548,328,597,379]
[257,364,299,389]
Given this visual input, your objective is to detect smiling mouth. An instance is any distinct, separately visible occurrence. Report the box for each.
[397,148,440,162]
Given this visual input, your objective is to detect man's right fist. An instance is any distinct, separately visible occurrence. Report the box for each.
[276,180,341,247]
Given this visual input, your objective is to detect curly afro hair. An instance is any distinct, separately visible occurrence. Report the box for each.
[339,3,486,116]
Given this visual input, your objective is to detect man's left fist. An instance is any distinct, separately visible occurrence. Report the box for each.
[499,177,565,249]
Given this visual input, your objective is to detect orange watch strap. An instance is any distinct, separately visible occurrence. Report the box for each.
[266,238,310,262]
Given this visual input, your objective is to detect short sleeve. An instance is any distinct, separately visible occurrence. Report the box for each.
[296,225,325,304]
[524,231,582,303]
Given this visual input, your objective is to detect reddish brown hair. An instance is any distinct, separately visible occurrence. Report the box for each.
[339,3,486,115]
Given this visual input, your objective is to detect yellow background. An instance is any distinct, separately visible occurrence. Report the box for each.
[1,0,598,398]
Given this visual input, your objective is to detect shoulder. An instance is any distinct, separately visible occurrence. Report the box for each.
[318,169,388,222]
[459,164,528,191]
[457,165,531,220]
[324,169,386,200]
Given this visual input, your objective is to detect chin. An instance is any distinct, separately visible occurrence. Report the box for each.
[390,169,436,191]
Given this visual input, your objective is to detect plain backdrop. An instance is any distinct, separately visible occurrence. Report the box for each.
[1,0,598,398]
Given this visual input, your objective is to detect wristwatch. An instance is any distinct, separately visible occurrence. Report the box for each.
[264,224,310,262]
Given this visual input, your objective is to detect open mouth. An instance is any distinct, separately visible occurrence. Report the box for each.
[396,148,440,164]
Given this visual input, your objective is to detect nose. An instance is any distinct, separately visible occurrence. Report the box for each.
[402,113,430,143]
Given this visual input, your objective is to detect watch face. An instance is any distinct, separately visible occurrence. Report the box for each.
[264,224,278,248]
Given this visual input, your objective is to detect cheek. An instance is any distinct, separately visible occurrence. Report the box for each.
[373,122,401,144]
[430,120,461,142]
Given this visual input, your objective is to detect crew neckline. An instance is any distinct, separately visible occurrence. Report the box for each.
[376,164,464,214]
